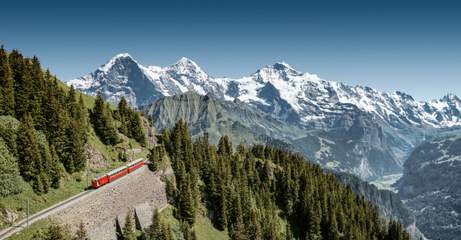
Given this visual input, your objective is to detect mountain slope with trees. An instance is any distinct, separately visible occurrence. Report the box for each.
[0,47,149,230]
[0,46,89,194]
[147,120,410,240]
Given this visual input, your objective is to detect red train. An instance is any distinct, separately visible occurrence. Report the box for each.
[91,159,145,189]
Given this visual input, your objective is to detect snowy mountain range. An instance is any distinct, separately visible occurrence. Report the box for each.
[68,53,461,128]
[67,53,461,179]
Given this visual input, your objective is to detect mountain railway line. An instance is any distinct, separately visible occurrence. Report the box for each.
[0,190,92,240]
[0,158,153,240]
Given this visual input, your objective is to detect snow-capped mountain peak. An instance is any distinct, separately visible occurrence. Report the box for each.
[67,53,159,106]
[441,93,461,103]
[67,53,226,105]
[270,62,298,72]
[98,53,136,72]
[176,56,199,67]
[255,62,303,80]
[167,57,208,80]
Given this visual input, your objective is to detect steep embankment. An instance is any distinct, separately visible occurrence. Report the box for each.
[1,165,169,240]
[52,166,168,239]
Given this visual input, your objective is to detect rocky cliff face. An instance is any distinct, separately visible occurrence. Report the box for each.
[396,134,461,240]
[67,53,164,106]
[144,91,301,149]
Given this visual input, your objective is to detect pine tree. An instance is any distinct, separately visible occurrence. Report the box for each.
[41,74,68,159]
[0,139,22,197]
[246,208,262,240]
[0,46,15,115]
[181,221,197,240]
[230,220,246,240]
[165,177,176,201]
[43,222,73,240]
[117,97,130,136]
[29,56,45,128]
[116,97,146,145]
[16,114,41,181]
[63,119,86,172]
[10,50,30,119]
[122,211,137,240]
[90,93,119,145]
[147,209,165,240]
[214,181,228,231]
[179,175,196,225]
[148,146,160,171]
[48,145,64,189]
[218,135,232,159]
[130,111,146,145]
[78,94,88,127]
[38,142,53,193]
[326,205,339,240]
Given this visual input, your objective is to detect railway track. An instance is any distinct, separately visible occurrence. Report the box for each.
[0,159,147,239]
[0,190,93,239]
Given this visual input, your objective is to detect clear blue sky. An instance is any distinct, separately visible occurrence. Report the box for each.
[1,0,460,100]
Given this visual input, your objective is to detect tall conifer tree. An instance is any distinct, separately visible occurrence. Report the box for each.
[90,93,119,145]
[10,50,30,119]
[0,46,15,115]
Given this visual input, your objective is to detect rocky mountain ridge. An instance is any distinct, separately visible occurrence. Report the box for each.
[68,54,461,129]
[67,54,461,180]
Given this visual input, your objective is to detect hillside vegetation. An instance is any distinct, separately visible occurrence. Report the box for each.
[142,120,410,240]
[0,47,149,230]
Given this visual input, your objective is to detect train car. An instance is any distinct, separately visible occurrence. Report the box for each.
[127,159,144,173]
[91,158,145,189]
[91,175,109,188]
[107,165,129,182]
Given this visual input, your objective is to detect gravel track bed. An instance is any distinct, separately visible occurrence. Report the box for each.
[51,166,167,239]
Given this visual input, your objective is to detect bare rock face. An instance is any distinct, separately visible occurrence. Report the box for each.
[85,143,110,169]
